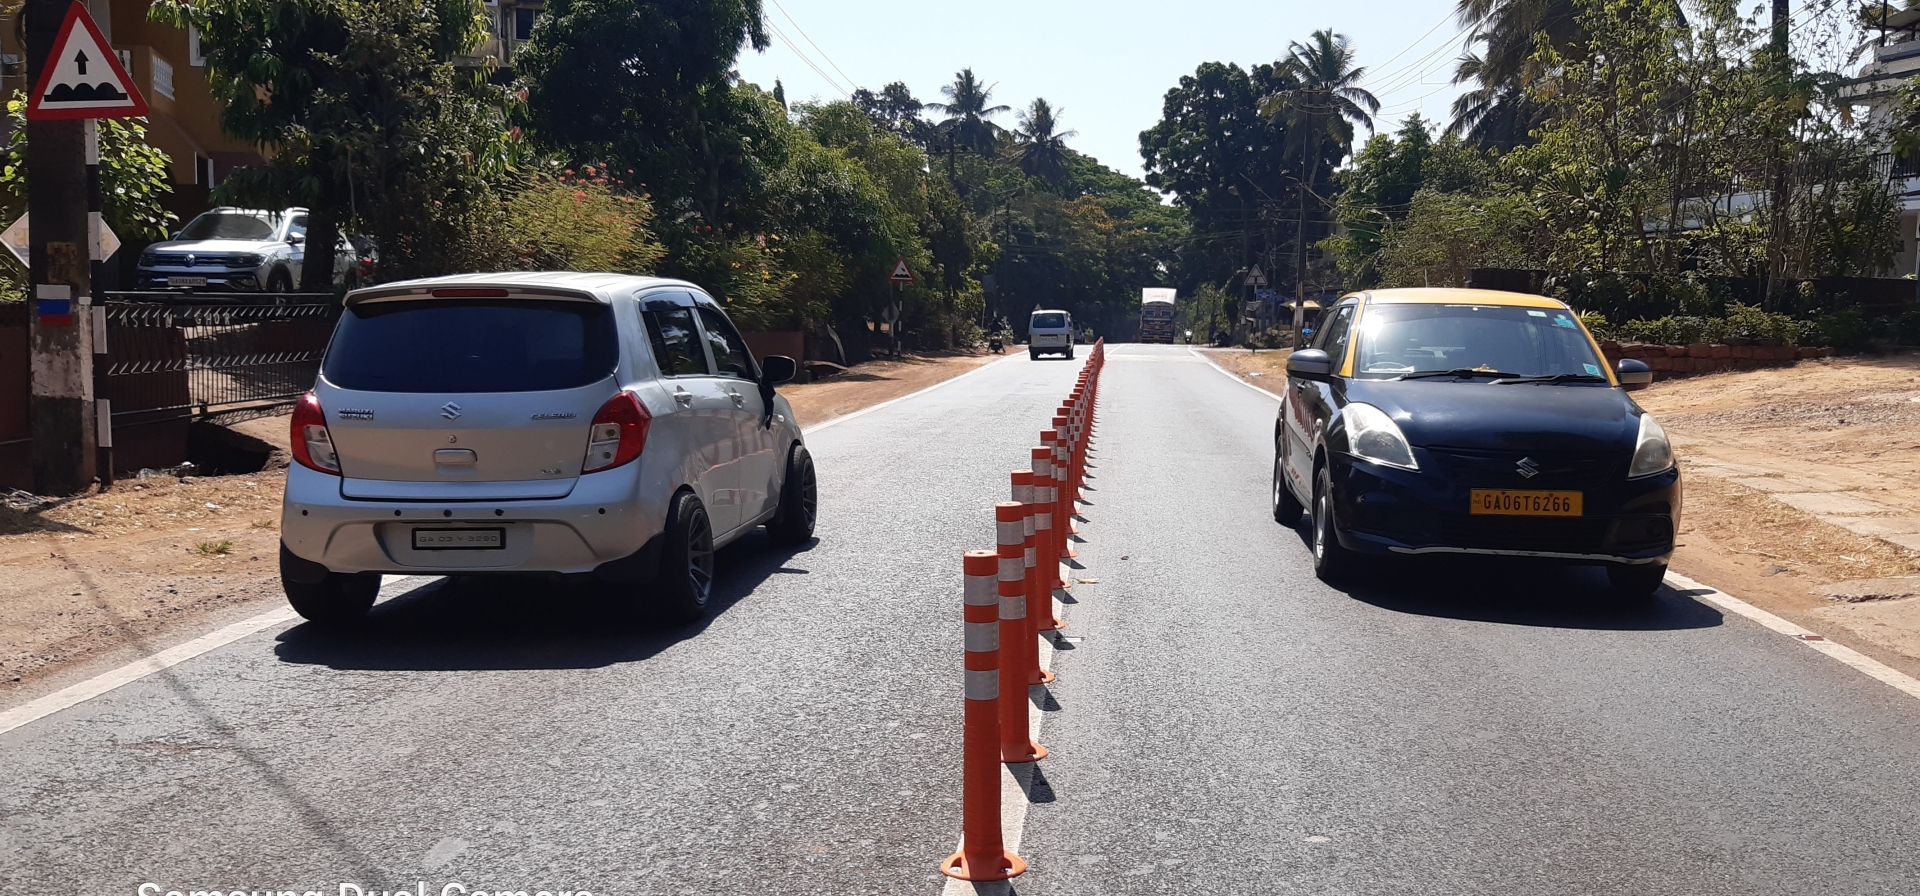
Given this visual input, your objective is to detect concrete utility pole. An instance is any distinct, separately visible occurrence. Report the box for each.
[25,0,98,495]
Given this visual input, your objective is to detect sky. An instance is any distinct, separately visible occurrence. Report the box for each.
[734,0,1477,183]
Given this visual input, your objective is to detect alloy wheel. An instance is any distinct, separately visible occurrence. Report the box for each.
[686,506,715,601]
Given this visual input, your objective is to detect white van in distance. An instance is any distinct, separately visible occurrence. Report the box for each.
[1029,309,1074,360]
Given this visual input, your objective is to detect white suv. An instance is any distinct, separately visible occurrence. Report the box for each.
[278,272,816,625]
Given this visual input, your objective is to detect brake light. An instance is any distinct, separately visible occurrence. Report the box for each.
[290,392,341,474]
[583,391,651,472]
[430,287,509,298]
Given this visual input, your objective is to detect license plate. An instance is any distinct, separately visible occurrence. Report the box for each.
[1469,489,1583,516]
[412,527,505,550]
[169,276,207,287]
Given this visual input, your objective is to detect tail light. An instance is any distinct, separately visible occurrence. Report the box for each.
[290,392,341,474]
[583,391,651,472]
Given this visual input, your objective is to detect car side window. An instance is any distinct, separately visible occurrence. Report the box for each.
[1315,305,1356,364]
[287,215,308,241]
[643,304,712,377]
[694,306,756,380]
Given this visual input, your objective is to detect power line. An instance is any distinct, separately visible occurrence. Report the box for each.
[768,0,859,95]
[764,19,851,97]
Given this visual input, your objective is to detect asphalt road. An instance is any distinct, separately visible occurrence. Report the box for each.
[6,343,1920,896]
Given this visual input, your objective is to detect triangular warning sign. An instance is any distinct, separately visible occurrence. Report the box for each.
[889,258,914,283]
[26,2,147,122]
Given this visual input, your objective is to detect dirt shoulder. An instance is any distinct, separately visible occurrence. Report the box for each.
[0,350,998,706]
[1636,352,1920,677]
[1197,345,1293,385]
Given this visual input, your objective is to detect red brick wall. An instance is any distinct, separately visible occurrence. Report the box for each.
[1599,340,1832,381]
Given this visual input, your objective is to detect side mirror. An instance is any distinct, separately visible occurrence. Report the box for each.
[760,355,797,386]
[286,233,305,245]
[1287,348,1333,380]
[1616,358,1653,391]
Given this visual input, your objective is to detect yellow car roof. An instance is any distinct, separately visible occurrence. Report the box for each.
[1353,287,1569,310]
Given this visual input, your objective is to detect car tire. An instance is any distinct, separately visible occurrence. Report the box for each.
[1067,346,1076,360]
[1311,464,1356,583]
[766,444,818,545]
[656,490,716,623]
[266,267,293,292]
[280,547,378,626]
[1029,348,1041,361]
[1272,451,1303,525]
[1606,562,1668,602]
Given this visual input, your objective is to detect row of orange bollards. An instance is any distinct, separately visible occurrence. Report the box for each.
[942,339,1105,881]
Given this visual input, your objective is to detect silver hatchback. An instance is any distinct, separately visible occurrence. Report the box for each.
[279,272,817,625]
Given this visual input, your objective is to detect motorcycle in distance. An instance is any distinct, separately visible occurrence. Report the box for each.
[988,334,1005,353]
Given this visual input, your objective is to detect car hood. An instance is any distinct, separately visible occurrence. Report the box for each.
[1347,379,1640,453]
[146,239,282,255]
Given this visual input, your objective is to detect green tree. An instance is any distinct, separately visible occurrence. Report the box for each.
[153,0,510,288]
[1266,29,1379,299]
[1327,114,1434,288]
[927,68,1010,156]
[1,93,177,243]
[1009,98,1077,185]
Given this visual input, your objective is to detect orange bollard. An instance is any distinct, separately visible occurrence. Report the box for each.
[1030,445,1065,629]
[996,501,1047,763]
[943,551,1025,882]
[1053,415,1077,551]
[1012,470,1056,684]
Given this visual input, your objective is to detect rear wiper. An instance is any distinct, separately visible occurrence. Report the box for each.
[1489,373,1610,385]
[1397,368,1521,380]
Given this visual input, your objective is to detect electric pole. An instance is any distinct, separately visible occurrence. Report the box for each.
[1765,0,1792,310]
[25,0,98,495]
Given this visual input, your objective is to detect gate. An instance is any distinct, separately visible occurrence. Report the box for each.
[100,292,340,472]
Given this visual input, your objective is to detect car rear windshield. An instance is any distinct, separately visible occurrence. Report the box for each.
[1032,313,1068,329]
[1353,303,1605,378]
[323,298,618,393]
[178,212,276,241]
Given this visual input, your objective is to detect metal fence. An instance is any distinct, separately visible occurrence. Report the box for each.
[100,292,341,424]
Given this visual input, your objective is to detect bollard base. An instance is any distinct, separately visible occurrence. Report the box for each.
[1002,740,1049,763]
[941,847,1027,881]
[1029,668,1057,685]
[1037,615,1065,632]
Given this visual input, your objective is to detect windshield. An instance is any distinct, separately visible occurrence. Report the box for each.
[1032,312,1068,329]
[1353,303,1606,379]
[177,212,276,241]
[324,299,618,393]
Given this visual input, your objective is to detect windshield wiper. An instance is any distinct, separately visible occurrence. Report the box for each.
[1396,368,1522,381]
[1488,373,1610,385]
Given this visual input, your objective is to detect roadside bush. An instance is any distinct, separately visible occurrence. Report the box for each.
[1610,303,1804,345]
[1811,309,1872,352]
[1614,316,1728,345]
[1897,305,1920,345]
[500,170,665,274]
[1576,310,1609,335]
[1720,303,1802,343]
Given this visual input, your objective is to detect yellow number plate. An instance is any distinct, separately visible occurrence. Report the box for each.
[1470,489,1583,517]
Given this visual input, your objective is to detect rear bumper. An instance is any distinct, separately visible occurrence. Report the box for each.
[280,462,668,576]
[1329,453,1681,565]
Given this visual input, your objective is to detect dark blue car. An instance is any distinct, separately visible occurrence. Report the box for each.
[1273,288,1680,599]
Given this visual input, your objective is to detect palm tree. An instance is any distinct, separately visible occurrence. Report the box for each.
[926,68,1010,156]
[1010,98,1078,185]
[1445,51,1540,150]
[1446,0,1677,146]
[1263,29,1378,307]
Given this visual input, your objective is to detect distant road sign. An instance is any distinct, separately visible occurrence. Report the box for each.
[26,2,148,121]
[1244,265,1268,287]
[889,258,915,284]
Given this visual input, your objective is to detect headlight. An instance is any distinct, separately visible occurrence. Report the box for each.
[231,254,264,267]
[1343,402,1418,471]
[1627,413,1675,478]
[138,252,157,266]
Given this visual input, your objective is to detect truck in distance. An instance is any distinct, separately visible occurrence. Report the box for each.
[1140,288,1177,343]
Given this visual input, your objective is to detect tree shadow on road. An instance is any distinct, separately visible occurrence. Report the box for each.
[270,531,818,671]
[1338,553,1724,632]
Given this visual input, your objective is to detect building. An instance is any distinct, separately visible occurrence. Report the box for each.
[1842,2,1920,279]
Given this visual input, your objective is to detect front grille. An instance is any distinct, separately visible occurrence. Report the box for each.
[1425,448,1622,489]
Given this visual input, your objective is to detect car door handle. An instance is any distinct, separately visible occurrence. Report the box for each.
[727,391,746,406]
[673,389,694,405]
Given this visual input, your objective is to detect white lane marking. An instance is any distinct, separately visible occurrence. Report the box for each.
[2,355,1024,735]
[1667,572,1920,704]
[0,576,433,737]
[802,352,1026,435]
[1188,347,1285,402]
[937,567,1068,896]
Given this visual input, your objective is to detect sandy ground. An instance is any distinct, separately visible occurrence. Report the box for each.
[0,350,997,704]
[1199,344,1920,677]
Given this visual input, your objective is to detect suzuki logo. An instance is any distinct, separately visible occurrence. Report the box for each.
[1516,457,1540,479]
[440,401,462,420]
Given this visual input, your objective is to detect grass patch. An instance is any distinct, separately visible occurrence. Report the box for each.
[250,519,277,529]
[194,540,234,556]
